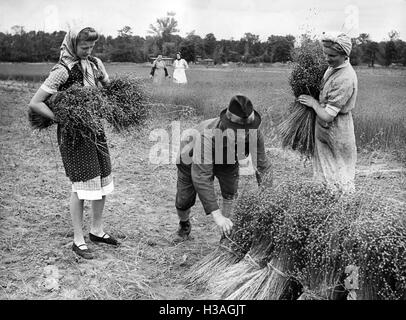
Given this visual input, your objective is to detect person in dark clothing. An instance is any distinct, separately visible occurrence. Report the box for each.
[150,54,170,84]
[174,95,272,242]
[29,25,119,259]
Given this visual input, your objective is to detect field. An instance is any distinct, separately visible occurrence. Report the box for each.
[1,62,405,156]
[0,63,405,300]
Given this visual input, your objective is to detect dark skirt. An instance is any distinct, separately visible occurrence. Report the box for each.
[57,125,112,183]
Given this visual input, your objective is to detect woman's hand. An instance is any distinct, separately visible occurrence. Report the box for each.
[298,94,334,122]
[298,95,318,109]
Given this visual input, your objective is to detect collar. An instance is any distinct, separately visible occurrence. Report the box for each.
[333,59,350,70]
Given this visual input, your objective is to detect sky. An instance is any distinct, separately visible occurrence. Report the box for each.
[0,0,405,41]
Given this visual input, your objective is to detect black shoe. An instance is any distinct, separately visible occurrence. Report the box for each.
[72,243,94,260]
[89,233,119,246]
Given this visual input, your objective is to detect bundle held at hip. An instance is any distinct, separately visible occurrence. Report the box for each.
[28,77,150,137]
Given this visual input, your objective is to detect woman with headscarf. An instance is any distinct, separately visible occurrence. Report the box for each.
[29,26,119,259]
[298,33,358,193]
[150,54,169,84]
[172,52,189,84]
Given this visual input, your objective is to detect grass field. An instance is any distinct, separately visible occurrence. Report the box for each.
[0,63,405,300]
[1,62,405,159]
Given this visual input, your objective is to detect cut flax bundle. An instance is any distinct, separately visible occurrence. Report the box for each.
[28,85,110,133]
[294,190,406,300]
[28,76,150,134]
[28,93,61,130]
[278,101,316,157]
[52,85,111,140]
[186,187,261,289]
[208,243,281,300]
[278,41,328,158]
[188,179,406,300]
[101,76,150,131]
[185,241,241,289]
[28,108,54,130]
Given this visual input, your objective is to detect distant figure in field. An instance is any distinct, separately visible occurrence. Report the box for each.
[172,52,188,84]
[150,54,169,84]
[298,33,358,193]
[28,25,119,260]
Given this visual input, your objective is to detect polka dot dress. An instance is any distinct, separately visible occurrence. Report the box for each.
[43,58,113,200]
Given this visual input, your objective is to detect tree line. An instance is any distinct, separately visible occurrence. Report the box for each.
[1,13,405,67]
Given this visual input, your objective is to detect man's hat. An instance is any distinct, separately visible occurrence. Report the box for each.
[219,95,261,130]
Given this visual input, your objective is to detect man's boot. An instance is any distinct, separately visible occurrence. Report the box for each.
[173,208,192,243]
[177,220,192,238]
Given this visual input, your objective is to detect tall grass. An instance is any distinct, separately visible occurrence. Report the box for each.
[1,62,405,155]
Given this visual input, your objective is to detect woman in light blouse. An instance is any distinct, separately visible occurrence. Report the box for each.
[298,33,358,193]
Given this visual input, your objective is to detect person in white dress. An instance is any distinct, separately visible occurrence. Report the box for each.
[172,52,188,84]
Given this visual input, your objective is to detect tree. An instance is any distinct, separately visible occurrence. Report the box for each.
[388,30,400,41]
[148,12,179,51]
[241,33,259,58]
[365,41,379,67]
[400,44,406,66]
[357,33,370,45]
[185,30,204,59]
[179,39,195,62]
[213,40,230,64]
[117,26,133,37]
[385,40,397,66]
[268,35,295,63]
[203,33,216,58]
[394,40,406,66]
[109,27,146,62]
[11,25,25,35]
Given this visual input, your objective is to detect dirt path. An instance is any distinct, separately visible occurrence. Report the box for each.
[0,82,404,300]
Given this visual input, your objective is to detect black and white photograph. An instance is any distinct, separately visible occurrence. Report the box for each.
[0,0,405,307]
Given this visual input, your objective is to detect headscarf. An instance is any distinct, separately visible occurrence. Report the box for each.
[59,25,98,86]
[322,33,352,57]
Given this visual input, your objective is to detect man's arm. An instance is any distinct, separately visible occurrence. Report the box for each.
[191,133,233,235]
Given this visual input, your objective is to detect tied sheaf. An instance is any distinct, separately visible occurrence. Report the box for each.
[187,179,406,300]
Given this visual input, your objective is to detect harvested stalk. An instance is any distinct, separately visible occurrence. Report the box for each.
[278,42,328,157]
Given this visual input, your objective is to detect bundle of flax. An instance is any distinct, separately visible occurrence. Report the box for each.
[278,42,328,158]
[29,85,112,141]
[28,76,150,134]
[185,188,259,289]
[28,93,58,130]
[204,180,331,300]
[101,76,150,131]
[188,179,406,300]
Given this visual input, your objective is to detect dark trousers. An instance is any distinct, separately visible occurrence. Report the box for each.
[175,162,239,212]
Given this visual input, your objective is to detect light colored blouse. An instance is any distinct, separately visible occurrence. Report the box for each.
[173,58,188,70]
[319,60,358,117]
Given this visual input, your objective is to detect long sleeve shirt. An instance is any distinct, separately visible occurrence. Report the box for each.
[177,117,271,213]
